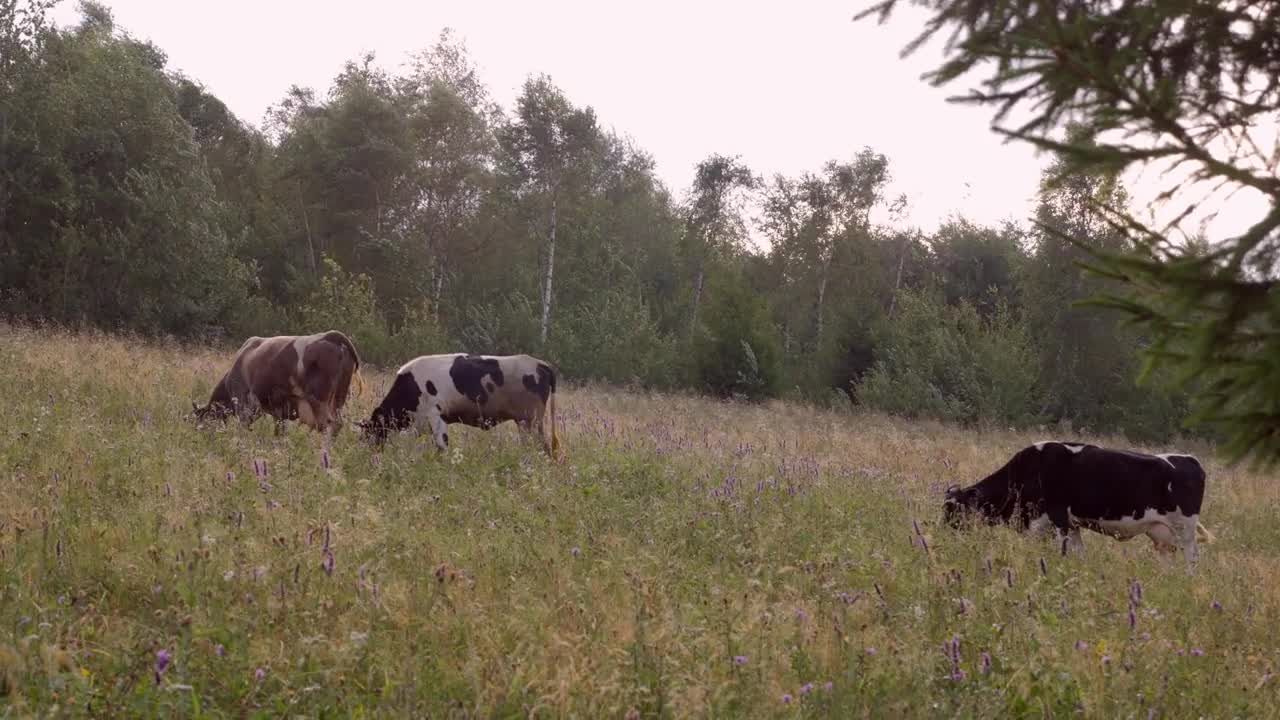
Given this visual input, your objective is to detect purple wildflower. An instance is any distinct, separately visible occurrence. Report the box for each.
[226,471,234,483]
[1191,648,1205,657]
[1131,579,1143,605]
[1102,655,1112,668]
[866,647,877,655]
[154,649,171,685]
[1129,603,1137,631]
[1075,640,1088,652]
[733,655,748,666]
[1211,600,1223,612]
[781,693,793,705]
[800,682,814,696]
[1040,557,1048,576]
[321,449,331,470]
[571,546,581,558]
[980,652,992,674]
[1006,567,1014,588]
[912,519,922,537]
[823,681,833,692]
[254,667,266,682]
[984,557,993,575]
[322,550,335,576]
[795,607,808,622]
[214,644,225,657]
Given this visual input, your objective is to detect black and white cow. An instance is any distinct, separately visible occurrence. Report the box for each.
[359,353,562,460]
[943,441,1214,562]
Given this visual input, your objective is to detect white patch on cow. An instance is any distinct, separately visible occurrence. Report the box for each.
[292,335,318,375]
[1074,507,1201,565]
[1156,452,1197,469]
[1079,507,1171,541]
[1031,440,1085,454]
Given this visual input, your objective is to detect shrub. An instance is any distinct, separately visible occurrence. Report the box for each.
[694,272,783,401]
[551,289,678,388]
[295,256,446,368]
[856,289,1039,426]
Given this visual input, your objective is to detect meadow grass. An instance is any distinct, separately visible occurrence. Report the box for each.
[1,324,1279,718]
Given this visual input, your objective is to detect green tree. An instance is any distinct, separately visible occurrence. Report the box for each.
[858,0,1280,465]
[927,217,1026,317]
[694,269,783,400]
[400,29,497,320]
[499,75,605,346]
[1,2,250,336]
[682,154,758,334]
[857,289,1040,426]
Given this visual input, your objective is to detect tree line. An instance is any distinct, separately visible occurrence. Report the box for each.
[1,1,1203,441]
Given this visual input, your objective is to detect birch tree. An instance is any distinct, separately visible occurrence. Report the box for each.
[682,154,758,334]
[500,75,603,346]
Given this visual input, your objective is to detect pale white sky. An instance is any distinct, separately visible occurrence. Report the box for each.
[51,0,1269,244]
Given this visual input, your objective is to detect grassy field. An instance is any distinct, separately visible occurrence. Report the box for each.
[2,324,1279,718]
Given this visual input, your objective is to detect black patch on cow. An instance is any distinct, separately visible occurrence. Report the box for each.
[485,381,496,394]
[363,371,422,443]
[522,362,556,402]
[426,380,438,396]
[449,355,504,405]
[442,433,449,444]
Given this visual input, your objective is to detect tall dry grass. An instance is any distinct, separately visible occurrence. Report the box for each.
[1,323,1278,717]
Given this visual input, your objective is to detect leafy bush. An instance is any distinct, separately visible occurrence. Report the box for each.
[296,256,447,368]
[551,289,678,388]
[856,289,1040,426]
[459,292,542,356]
[694,273,782,400]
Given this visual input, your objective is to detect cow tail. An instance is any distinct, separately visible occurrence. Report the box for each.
[546,382,562,462]
[333,331,365,398]
[1195,521,1215,544]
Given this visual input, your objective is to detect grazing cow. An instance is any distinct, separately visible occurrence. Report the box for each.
[359,353,562,460]
[943,441,1214,563]
[192,331,363,440]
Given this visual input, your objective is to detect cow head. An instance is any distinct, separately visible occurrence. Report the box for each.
[191,400,232,425]
[191,401,213,423]
[943,483,980,528]
[356,414,390,447]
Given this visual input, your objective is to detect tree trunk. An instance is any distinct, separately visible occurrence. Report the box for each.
[887,237,908,318]
[432,267,444,320]
[690,265,705,336]
[816,256,830,345]
[539,195,557,346]
[297,181,317,278]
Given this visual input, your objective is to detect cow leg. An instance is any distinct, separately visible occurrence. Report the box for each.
[1046,506,1080,555]
[1064,527,1085,555]
[427,404,449,453]
[1177,513,1201,567]
[530,408,554,459]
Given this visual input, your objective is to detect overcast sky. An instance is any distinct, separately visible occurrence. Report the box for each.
[51,0,1268,243]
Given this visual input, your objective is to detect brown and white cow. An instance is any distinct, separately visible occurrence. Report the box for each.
[359,353,562,461]
[193,331,364,439]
